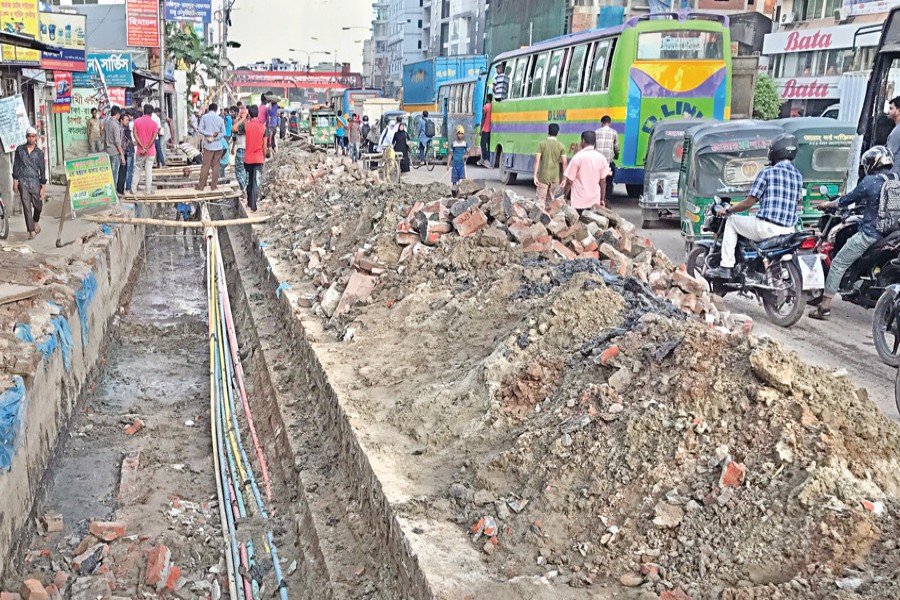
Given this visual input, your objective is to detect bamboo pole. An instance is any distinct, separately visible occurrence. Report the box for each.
[120,189,238,201]
[82,214,271,228]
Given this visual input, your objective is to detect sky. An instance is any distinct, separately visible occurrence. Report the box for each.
[227,0,375,71]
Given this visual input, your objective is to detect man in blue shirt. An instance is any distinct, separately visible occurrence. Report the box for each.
[416,111,433,161]
[335,110,348,156]
[448,125,468,184]
[196,103,227,191]
[706,134,803,280]
[809,146,895,319]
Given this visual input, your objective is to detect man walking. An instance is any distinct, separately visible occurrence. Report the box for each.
[534,123,568,206]
[479,95,492,167]
[239,105,267,211]
[594,115,619,200]
[13,127,47,239]
[492,64,509,102]
[196,103,226,191]
[103,106,125,189]
[118,111,134,194]
[152,108,166,167]
[563,130,610,210]
[335,110,348,156]
[132,104,159,196]
[87,108,103,153]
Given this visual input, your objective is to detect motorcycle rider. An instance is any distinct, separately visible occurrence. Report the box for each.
[705,133,804,280]
[809,146,896,320]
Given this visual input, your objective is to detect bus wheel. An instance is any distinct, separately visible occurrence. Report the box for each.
[498,153,517,185]
[626,184,643,198]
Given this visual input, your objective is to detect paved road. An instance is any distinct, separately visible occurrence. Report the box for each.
[405,163,899,419]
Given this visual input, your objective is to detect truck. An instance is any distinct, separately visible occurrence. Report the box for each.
[361,98,401,128]
[402,55,488,114]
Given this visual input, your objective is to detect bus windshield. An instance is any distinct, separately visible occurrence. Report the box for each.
[637,30,723,61]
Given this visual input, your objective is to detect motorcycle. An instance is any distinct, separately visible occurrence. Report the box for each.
[810,186,900,366]
[686,196,823,328]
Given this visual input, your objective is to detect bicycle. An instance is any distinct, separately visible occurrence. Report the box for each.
[412,141,436,172]
[0,194,8,240]
[382,147,401,184]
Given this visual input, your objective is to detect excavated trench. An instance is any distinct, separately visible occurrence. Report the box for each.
[2,223,418,599]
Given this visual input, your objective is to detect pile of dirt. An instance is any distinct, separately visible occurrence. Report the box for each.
[255,149,900,598]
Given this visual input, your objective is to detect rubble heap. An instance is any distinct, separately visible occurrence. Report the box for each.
[253,148,900,598]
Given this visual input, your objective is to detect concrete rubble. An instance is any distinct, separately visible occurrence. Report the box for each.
[249,145,900,598]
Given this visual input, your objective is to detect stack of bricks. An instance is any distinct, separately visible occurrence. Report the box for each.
[395,187,725,323]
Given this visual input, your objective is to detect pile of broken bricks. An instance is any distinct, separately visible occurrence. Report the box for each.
[394,185,742,328]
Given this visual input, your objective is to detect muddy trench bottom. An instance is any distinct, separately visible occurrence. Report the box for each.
[2,233,294,599]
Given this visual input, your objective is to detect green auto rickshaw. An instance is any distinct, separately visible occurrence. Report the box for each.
[309,109,338,148]
[774,117,856,226]
[640,118,717,227]
[408,111,448,163]
[679,120,784,251]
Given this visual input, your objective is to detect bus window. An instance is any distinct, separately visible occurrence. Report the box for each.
[565,44,588,95]
[588,40,611,92]
[637,30,724,61]
[529,52,549,97]
[510,56,528,99]
[545,49,565,96]
[465,83,473,113]
[450,86,459,114]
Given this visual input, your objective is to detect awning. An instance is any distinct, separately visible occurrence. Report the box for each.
[132,68,175,84]
[0,32,57,53]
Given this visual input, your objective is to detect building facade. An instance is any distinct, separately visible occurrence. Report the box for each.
[484,0,566,58]
[383,0,428,96]
[428,0,488,57]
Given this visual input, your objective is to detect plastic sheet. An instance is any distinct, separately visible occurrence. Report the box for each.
[76,272,97,348]
[53,316,74,372]
[275,282,291,298]
[14,323,34,343]
[0,376,26,471]
[101,224,113,235]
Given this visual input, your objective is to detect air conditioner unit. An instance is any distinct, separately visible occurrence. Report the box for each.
[781,12,793,23]
[834,7,848,21]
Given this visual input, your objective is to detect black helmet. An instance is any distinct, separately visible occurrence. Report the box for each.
[861,145,893,175]
[768,133,798,164]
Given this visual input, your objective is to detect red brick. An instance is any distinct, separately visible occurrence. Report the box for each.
[640,563,659,576]
[52,573,67,593]
[164,565,182,591]
[40,513,63,534]
[577,251,600,260]
[507,221,532,244]
[552,240,576,260]
[672,267,707,295]
[661,589,692,600]
[582,238,599,253]
[523,243,548,253]
[123,418,144,436]
[600,345,620,365]
[1,593,22,600]
[89,521,126,542]
[44,585,60,600]
[146,545,172,589]
[534,234,552,245]
[570,240,585,254]
[453,207,488,237]
[19,581,47,600]
[720,461,746,487]
[396,232,419,246]
[396,220,414,234]
[333,272,379,318]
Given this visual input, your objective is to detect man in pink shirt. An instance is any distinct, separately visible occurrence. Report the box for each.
[563,130,610,210]
[131,104,159,195]
[257,92,270,125]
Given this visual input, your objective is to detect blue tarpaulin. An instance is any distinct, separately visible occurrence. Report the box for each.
[76,272,97,348]
[597,6,625,28]
[52,316,74,372]
[14,323,34,343]
[0,376,26,471]
[275,282,291,298]
[648,0,690,12]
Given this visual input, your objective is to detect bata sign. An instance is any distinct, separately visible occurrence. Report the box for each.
[776,77,841,99]
[762,23,881,54]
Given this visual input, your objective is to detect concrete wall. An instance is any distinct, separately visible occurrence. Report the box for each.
[0,223,144,579]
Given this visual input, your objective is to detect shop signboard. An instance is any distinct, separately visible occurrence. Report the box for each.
[1,0,40,66]
[39,11,86,71]
[164,0,212,24]
[72,52,134,88]
[53,71,72,113]
[763,23,882,54]
[843,0,900,16]
[65,155,117,212]
[126,0,160,48]
[775,76,842,100]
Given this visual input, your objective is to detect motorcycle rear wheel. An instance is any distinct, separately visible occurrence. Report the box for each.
[685,246,708,280]
[895,367,900,416]
[872,288,900,367]
[762,261,805,328]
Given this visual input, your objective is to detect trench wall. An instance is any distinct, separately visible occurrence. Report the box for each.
[0,223,144,578]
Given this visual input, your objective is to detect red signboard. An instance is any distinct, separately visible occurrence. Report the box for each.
[52,72,72,114]
[232,70,363,91]
[126,0,159,48]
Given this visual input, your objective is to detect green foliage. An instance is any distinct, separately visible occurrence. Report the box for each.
[753,75,782,121]
[166,24,229,107]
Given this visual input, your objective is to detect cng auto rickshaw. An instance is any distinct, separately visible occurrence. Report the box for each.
[679,120,784,251]
[309,109,338,148]
[774,117,856,226]
[640,118,717,227]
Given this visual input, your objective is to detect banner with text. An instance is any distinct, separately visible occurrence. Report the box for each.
[0,94,29,152]
[65,155,117,212]
[72,52,134,88]
[843,0,900,16]
[126,0,159,48]
[39,11,86,71]
[1,0,40,66]
[53,71,72,113]
[164,0,211,23]
[107,87,126,108]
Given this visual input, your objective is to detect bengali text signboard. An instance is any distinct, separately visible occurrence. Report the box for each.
[72,52,134,88]
[126,0,159,48]
[0,94,29,151]
[65,155,117,211]
[1,0,40,66]
[39,12,86,71]
[53,71,72,113]
[164,0,211,23]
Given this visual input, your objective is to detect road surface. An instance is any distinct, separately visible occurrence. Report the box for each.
[405,163,899,419]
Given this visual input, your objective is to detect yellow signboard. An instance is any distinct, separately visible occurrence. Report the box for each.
[65,155,118,212]
[1,0,40,66]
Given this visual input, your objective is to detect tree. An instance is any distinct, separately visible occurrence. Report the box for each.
[166,24,229,108]
[753,75,782,121]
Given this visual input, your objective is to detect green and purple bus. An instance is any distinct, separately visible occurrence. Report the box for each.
[487,12,732,197]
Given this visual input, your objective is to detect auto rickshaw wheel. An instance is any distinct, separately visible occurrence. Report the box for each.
[626,184,642,199]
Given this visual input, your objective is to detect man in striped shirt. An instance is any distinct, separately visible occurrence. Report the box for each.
[492,63,509,102]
